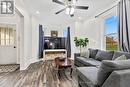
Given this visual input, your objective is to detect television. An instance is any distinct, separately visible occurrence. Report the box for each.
[44,37,66,49]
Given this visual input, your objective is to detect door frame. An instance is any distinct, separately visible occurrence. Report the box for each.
[0,8,24,64]
[0,22,19,63]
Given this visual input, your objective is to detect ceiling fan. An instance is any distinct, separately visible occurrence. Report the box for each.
[53,0,89,17]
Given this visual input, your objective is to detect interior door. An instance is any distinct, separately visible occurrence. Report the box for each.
[0,24,17,64]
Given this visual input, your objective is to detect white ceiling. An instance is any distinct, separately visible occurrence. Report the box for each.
[23,0,117,25]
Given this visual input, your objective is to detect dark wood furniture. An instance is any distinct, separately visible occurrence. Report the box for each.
[55,57,73,77]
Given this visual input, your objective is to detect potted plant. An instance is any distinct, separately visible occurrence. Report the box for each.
[74,37,89,54]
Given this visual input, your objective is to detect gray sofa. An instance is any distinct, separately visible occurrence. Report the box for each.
[74,48,130,87]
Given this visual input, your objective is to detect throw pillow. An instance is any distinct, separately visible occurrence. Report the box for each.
[97,59,130,86]
[114,55,127,61]
[96,50,114,61]
[80,49,90,58]
[112,51,130,60]
[88,48,98,59]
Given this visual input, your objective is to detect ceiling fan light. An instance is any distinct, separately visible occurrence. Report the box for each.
[72,0,76,4]
[70,7,74,14]
[65,7,74,15]
[66,8,70,15]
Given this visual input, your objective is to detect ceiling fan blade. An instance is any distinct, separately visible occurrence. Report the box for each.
[52,0,65,5]
[55,8,66,14]
[75,6,89,10]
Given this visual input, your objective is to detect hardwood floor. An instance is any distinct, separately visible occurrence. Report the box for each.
[0,61,78,87]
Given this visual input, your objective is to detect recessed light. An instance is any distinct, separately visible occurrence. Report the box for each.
[36,11,40,14]
[78,17,81,19]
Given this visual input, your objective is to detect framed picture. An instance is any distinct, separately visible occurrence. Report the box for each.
[51,31,58,37]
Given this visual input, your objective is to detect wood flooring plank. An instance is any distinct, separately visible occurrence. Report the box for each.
[0,61,78,87]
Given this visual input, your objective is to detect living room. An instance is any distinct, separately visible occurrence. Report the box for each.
[0,0,130,87]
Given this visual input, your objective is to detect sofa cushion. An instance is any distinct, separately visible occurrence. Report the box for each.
[95,50,114,61]
[77,67,98,87]
[97,59,130,86]
[75,57,89,63]
[112,51,130,60]
[76,57,101,67]
[114,55,127,60]
[88,48,98,59]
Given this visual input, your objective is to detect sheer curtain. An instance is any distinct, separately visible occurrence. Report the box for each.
[118,0,130,52]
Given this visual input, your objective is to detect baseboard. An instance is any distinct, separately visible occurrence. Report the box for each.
[29,58,42,64]
[20,58,43,70]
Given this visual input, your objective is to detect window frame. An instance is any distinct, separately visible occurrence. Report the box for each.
[104,16,118,51]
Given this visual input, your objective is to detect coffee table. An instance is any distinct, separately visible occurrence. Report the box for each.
[55,57,73,77]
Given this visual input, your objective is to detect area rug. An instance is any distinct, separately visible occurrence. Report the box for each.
[0,64,20,73]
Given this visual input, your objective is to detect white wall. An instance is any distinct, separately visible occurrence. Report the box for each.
[44,25,65,37]
[83,18,102,49]
[31,16,41,63]
[16,0,33,70]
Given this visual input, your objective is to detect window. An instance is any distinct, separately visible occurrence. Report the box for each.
[63,29,67,37]
[0,24,16,46]
[105,16,118,51]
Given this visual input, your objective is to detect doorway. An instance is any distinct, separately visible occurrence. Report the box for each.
[0,9,23,65]
[0,24,17,64]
